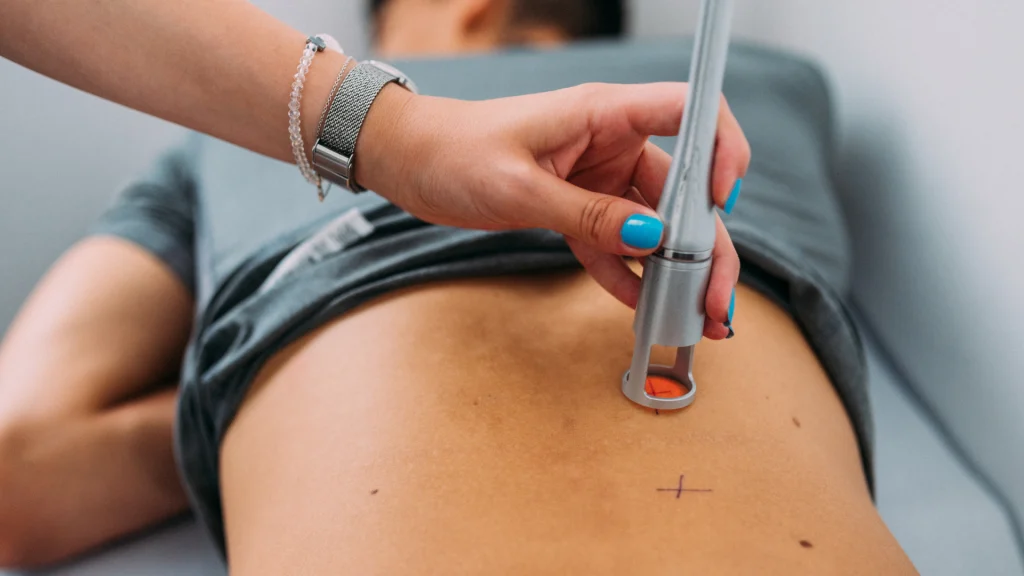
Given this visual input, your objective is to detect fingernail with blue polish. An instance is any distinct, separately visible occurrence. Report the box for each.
[620,214,663,250]
[726,288,736,325]
[724,179,743,215]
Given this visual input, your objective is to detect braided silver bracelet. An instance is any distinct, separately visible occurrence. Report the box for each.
[311,61,418,195]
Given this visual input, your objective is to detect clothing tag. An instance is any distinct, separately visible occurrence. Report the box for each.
[260,207,374,292]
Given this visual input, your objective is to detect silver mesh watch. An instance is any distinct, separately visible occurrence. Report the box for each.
[312,60,418,193]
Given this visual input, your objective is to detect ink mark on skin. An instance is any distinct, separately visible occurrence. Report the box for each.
[793,417,801,428]
[654,409,660,416]
[656,475,712,499]
[370,489,379,495]
[799,540,813,548]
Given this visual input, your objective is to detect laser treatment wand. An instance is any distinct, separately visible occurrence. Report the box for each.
[621,0,734,410]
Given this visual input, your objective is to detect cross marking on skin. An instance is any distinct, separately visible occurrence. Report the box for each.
[656,474,712,499]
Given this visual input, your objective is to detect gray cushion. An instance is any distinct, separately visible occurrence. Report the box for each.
[867,318,1024,575]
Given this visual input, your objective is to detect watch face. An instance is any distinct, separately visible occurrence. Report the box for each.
[366,60,419,94]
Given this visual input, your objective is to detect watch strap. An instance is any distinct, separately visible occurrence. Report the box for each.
[313,62,400,192]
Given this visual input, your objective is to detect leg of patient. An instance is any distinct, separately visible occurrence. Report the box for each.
[0,238,192,568]
[221,272,916,574]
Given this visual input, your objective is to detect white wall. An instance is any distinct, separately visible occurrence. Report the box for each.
[638,0,1024,532]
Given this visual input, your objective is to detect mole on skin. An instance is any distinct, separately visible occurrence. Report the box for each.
[799,540,813,548]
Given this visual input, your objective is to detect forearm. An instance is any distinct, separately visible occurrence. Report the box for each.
[0,0,344,164]
[0,388,185,567]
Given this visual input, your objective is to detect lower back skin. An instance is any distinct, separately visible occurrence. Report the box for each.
[220,270,917,575]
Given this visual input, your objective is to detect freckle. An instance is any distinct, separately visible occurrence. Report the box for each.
[765,395,769,400]
[799,540,813,548]
[370,489,379,495]
[792,417,801,428]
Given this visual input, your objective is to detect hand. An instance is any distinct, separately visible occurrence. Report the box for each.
[357,82,751,340]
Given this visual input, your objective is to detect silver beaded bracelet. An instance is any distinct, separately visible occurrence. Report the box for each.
[288,33,342,194]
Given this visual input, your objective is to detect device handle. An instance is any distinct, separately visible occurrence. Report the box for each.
[657,0,735,254]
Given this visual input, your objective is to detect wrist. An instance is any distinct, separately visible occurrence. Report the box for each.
[352,82,417,194]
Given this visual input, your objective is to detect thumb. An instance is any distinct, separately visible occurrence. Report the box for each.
[532,171,664,256]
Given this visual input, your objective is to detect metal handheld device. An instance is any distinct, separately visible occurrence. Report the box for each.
[621,0,734,410]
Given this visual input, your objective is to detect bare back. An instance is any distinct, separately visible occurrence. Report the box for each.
[220,271,915,574]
